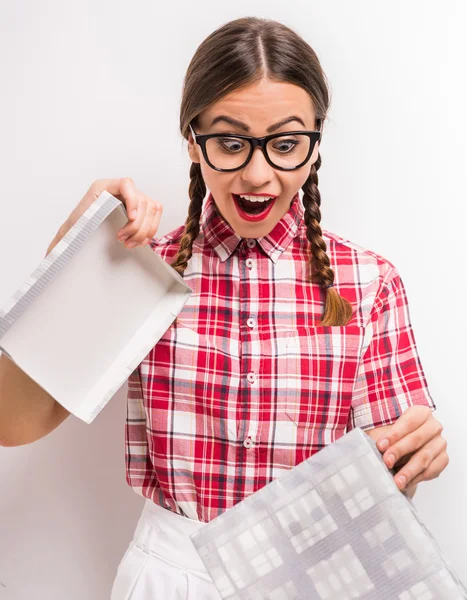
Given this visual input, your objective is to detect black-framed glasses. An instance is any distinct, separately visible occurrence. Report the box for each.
[188,120,322,172]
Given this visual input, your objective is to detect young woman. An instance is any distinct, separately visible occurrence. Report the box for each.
[45,16,448,600]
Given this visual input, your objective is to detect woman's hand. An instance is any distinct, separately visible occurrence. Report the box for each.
[376,406,449,493]
[49,178,163,254]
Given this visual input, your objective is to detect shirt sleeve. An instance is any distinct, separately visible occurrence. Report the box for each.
[347,268,437,432]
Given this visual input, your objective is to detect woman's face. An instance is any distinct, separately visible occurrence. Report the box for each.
[187,78,321,238]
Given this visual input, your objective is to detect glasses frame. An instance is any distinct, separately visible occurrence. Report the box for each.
[188,120,323,172]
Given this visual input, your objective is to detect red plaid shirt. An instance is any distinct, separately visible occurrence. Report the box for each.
[125,191,436,522]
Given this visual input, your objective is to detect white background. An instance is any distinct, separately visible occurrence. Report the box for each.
[0,1,466,597]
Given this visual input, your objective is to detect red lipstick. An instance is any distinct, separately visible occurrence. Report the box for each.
[232,193,276,222]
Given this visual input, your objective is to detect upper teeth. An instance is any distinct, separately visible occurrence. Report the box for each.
[238,194,274,203]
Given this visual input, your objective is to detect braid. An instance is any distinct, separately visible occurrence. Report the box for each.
[170,161,206,276]
[302,155,354,326]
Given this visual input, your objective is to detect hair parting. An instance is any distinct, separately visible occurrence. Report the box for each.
[172,16,353,325]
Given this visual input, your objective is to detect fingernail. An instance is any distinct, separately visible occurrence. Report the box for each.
[386,453,396,468]
[119,236,128,242]
[397,475,406,488]
[127,242,137,248]
[131,209,137,218]
[379,439,389,451]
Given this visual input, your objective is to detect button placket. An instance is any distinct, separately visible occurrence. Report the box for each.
[239,237,261,444]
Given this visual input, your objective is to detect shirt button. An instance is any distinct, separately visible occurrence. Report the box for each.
[247,317,255,328]
[247,372,256,384]
[246,238,256,249]
[246,258,254,269]
[243,437,254,448]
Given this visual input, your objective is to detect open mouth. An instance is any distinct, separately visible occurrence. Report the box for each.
[232,194,276,222]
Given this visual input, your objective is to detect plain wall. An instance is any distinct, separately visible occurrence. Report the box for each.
[0,1,466,597]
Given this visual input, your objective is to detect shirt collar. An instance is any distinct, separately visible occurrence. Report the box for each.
[200,191,304,264]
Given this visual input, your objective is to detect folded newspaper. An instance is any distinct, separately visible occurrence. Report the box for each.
[190,427,466,599]
[0,191,192,424]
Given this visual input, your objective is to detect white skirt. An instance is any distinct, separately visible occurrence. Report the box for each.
[110,498,222,600]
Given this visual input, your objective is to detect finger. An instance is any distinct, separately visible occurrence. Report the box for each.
[147,203,163,242]
[118,197,148,245]
[391,451,415,473]
[117,177,139,220]
[96,177,139,220]
[138,203,163,246]
[382,417,443,470]
[117,193,158,238]
[377,405,433,452]
[409,450,450,487]
[125,200,157,245]
[392,435,447,490]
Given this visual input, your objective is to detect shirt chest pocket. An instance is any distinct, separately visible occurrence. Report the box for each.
[281,325,365,431]
[148,322,241,441]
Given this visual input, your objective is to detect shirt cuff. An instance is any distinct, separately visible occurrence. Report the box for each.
[350,390,437,431]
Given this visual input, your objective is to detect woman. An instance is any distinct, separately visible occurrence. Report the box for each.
[51,16,448,599]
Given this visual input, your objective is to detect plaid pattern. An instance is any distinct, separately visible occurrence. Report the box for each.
[125,191,437,522]
[190,428,466,599]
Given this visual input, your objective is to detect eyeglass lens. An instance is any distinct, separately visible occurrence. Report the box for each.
[205,134,313,170]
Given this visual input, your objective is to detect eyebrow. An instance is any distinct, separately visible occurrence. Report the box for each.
[209,115,307,133]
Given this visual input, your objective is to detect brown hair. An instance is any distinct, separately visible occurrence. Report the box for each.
[171,17,353,326]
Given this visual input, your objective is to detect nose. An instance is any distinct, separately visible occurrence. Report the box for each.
[240,146,274,187]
